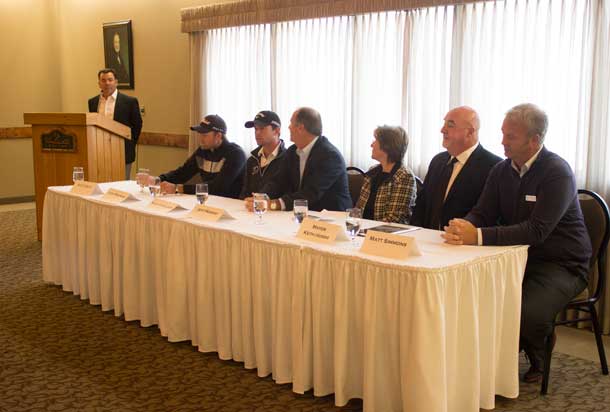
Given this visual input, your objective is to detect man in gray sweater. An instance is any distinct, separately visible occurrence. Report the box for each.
[442,103,591,383]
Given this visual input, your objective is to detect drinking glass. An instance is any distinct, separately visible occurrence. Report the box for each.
[196,183,209,205]
[136,168,150,192]
[252,193,269,225]
[72,166,84,183]
[345,208,362,242]
[149,176,161,197]
[293,199,308,224]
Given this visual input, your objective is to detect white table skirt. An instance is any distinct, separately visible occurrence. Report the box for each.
[42,181,528,412]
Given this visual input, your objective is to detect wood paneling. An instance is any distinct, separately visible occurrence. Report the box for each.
[1,127,187,149]
[25,113,129,239]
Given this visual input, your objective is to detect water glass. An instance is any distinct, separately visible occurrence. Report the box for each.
[136,168,150,192]
[293,199,308,224]
[345,208,362,242]
[253,193,269,224]
[72,166,84,183]
[196,183,209,205]
[149,176,161,197]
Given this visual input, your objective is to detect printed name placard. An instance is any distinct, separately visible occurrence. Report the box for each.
[188,204,235,222]
[70,181,102,196]
[100,188,137,203]
[360,231,422,259]
[146,198,185,213]
[297,217,343,244]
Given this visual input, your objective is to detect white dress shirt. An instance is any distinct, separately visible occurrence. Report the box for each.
[97,89,118,118]
[278,136,319,210]
[445,142,479,200]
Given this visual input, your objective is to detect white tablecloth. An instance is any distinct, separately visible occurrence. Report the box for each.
[42,181,528,412]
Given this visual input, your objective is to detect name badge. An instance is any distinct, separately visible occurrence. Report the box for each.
[100,188,136,203]
[360,231,422,259]
[188,204,235,222]
[70,180,102,196]
[297,217,344,244]
[525,195,537,202]
[146,198,184,213]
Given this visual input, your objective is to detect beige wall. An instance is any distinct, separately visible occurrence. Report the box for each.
[0,0,231,200]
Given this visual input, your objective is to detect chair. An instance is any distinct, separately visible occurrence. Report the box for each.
[415,175,423,198]
[347,167,365,207]
[541,189,610,394]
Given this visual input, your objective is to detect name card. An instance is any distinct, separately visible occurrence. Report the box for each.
[188,204,235,222]
[297,217,343,244]
[70,180,102,196]
[146,198,185,213]
[100,188,137,203]
[360,231,422,259]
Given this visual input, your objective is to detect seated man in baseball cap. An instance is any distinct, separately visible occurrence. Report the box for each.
[239,110,287,199]
[159,114,246,198]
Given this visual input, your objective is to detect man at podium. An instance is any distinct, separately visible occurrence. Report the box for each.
[88,68,142,179]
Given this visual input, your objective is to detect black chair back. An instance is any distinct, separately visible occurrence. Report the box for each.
[577,189,610,304]
[415,175,423,198]
[347,167,365,207]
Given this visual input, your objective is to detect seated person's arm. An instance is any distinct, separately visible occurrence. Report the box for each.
[159,152,200,193]
[205,148,246,196]
[383,171,417,223]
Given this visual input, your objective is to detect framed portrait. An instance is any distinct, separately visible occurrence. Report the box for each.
[103,20,134,89]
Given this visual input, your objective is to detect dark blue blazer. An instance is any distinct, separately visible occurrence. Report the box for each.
[411,144,502,229]
[88,92,142,164]
[278,136,352,212]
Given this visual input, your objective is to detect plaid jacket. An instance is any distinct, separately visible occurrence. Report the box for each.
[356,165,417,224]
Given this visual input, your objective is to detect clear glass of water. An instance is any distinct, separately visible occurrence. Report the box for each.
[72,166,84,183]
[196,183,209,205]
[136,168,150,192]
[149,176,161,197]
[293,199,308,224]
[253,193,269,225]
[346,207,362,242]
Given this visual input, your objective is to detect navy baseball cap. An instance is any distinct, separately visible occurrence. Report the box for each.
[190,114,227,134]
[244,111,281,128]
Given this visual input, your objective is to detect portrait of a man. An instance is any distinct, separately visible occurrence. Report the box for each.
[103,21,134,89]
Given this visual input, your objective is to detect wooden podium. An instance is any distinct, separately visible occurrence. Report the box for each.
[23,113,131,239]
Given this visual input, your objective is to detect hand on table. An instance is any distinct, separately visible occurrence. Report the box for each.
[160,181,176,195]
[441,218,478,245]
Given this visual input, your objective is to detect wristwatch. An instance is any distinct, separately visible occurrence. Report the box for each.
[270,200,278,210]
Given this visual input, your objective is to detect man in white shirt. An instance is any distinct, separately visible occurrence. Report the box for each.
[246,107,351,212]
[88,69,142,180]
[239,111,286,199]
[411,106,501,229]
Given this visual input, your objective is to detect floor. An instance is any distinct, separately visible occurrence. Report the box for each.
[3,201,608,367]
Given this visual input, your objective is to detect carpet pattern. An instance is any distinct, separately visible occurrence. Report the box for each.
[0,209,609,412]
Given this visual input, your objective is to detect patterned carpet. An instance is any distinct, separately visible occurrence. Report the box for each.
[0,209,608,412]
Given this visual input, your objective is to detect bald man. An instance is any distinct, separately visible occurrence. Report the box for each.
[411,106,501,229]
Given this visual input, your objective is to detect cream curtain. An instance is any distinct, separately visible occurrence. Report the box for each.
[186,0,610,333]
[189,31,207,154]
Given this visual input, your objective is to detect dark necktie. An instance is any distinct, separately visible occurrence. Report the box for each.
[430,157,457,230]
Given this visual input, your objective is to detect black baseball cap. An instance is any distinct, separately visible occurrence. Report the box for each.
[244,111,281,128]
[190,114,227,134]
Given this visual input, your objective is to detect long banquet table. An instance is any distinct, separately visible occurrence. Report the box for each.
[42,181,528,412]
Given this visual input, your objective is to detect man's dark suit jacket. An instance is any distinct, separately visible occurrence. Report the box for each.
[88,92,142,164]
[277,136,352,212]
[411,144,502,229]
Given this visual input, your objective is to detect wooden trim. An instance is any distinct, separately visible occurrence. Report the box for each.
[181,0,484,32]
[0,195,35,205]
[0,127,188,149]
[139,132,189,149]
[0,127,31,139]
